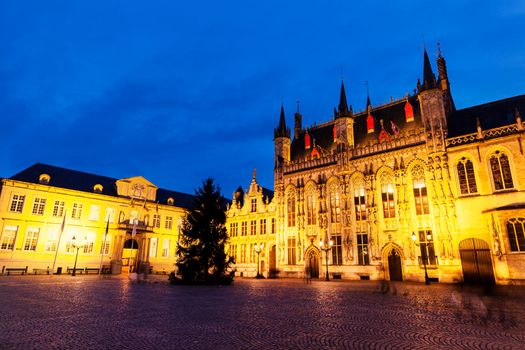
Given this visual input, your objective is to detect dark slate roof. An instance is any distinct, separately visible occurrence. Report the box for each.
[9,163,195,209]
[261,186,274,202]
[447,94,525,138]
[290,96,422,161]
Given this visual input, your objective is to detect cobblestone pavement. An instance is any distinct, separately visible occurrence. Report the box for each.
[0,276,524,350]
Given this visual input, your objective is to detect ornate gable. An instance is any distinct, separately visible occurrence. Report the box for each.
[116,176,158,201]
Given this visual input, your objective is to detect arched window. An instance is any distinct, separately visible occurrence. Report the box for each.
[287,192,296,227]
[380,174,396,219]
[354,186,366,221]
[328,184,341,223]
[506,218,525,252]
[306,188,317,225]
[490,150,514,190]
[412,165,429,215]
[457,157,478,195]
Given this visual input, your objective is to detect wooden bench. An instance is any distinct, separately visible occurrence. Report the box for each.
[32,268,50,275]
[3,266,28,275]
[67,267,84,275]
[101,265,112,274]
[84,268,100,274]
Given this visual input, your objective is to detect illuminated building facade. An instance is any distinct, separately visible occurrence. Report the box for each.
[227,48,525,284]
[0,163,193,274]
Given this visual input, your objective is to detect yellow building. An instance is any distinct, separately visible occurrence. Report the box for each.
[227,48,525,284]
[0,163,193,275]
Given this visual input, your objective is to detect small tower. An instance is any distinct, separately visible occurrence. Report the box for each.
[294,100,302,140]
[334,80,355,148]
[274,104,291,168]
[436,43,456,114]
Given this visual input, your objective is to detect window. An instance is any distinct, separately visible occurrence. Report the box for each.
[240,244,246,263]
[418,230,436,265]
[260,219,267,235]
[271,218,275,234]
[9,194,25,213]
[1,226,18,250]
[150,238,158,258]
[229,244,237,262]
[329,187,341,223]
[71,203,83,219]
[64,237,77,253]
[457,157,478,195]
[165,216,173,229]
[287,194,296,227]
[354,187,366,221]
[381,182,396,219]
[506,218,525,252]
[161,238,170,257]
[306,191,317,225]
[490,150,514,190]
[153,214,161,228]
[412,166,429,215]
[250,220,256,235]
[251,198,257,212]
[241,221,247,236]
[44,229,59,252]
[100,240,110,255]
[83,237,94,254]
[89,205,100,221]
[32,198,46,215]
[249,243,254,263]
[53,201,65,217]
[105,208,115,223]
[23,227,39,251]
[357,233,370,265]
[331,234,342,265]
[287,237,296,265]
[229,222,238,237]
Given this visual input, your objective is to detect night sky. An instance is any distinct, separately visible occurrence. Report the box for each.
[1,1,524,197]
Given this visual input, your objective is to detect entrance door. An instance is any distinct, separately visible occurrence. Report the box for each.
[122,239,139,271]
[459,238,495,285]
[388,249,403,281]
[269,245,276,271]
[307,250,319,278]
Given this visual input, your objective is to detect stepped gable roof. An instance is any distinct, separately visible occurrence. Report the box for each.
[353,95,423,146]
[447,94,525,138]
[290,122,336,161]
[9,163,195,209]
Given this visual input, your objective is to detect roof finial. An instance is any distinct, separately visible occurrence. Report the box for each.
[365,81,371,112]
[437,41,442,58]
[252,168,257,180]
[296,99,300,114]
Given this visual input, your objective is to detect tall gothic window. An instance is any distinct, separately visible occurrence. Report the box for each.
[381,176,396,219]
[331,234,343,265]
[357,233,369,265]
[287,237,296,265]
[306,190,317,225]
[412,166,429,215]
[490,150,514,190]
[287,193,296,227]
[457,157,478,195]
[354,187,366,221]
[506,218,525,252]
[417,230,436,266]
[329,185,341,223]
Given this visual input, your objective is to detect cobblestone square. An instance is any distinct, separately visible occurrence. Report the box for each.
[0,276,524,349]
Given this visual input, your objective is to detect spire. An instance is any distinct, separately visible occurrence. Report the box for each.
[366,84,372,113]
[337,80,349,117]
[274,103,291,139]
[421,48,437,91]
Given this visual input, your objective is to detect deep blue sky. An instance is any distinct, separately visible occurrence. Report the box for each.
[1,1,524,197]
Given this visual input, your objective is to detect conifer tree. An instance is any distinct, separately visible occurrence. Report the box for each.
[176,178,235,284]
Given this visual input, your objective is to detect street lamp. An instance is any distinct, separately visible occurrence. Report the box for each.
[319,239,333,281]
[411,232,430,285]
[71,236,87,277]
[254,243,264,279]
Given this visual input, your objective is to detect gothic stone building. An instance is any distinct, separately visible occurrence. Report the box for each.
[227,48,525,285]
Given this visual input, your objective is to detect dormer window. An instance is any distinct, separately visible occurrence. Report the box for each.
[305,131,311,150]
[333,124,337,142]
[405,100,414,122]
[93,184,103,193]
[167,197,174,205]
[366,114,375,133]
[39,174,51,184]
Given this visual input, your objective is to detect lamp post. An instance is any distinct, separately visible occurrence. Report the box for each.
[71,236,87,277]
[411,232,430,285]
[319,239,333,281]
[254,243,264,278]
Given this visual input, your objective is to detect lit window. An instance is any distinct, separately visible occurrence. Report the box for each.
[381,182,396,219]
[161,238,170,258]
[100,240,110,255]
[354,187,366,221]
[306,191,316,225]
[251,198,257,212]
[229,244,237,262]
[165,216,173,230]
[412,166,429,215]
[9,194,25,213]
[357,233,369,265]
[457,157,478,195]
[241,221,247,236]
[44,229,59,252]
[329,186,341,223]
[64,236,77,253]
[271,218,275,234]
[1,226,18,250]
[417,230,436,266]
[506,218,525,252]
[490,150,514,190]
[105,208,115,223]
[53,201,65,217]
[23,227,40,251]
[149,238,158,257]
[240,244,246,263]
[89,205,100,221]
[229,222,238,237]
[32,198,46,215]
[331,234,342,265]
[287,237,296,265]
[153,214,161,228]
[83,237,94,254]
[287,193,296,227]
[71,203,83,219]
[250,220,256,235]
[260,219,267,235]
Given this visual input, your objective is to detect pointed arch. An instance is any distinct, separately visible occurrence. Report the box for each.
[285,185,297,228]
[486,147,515,191]
[305,181,318,226]
[454,154,478,195]
[377,167,396,220]
[327,177,341,223]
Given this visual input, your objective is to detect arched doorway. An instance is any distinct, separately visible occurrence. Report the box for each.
[388,249,403,281]
[306,249,320,278]
[123,239,139,271]
[269,245,276,272]
[459,238,495,285]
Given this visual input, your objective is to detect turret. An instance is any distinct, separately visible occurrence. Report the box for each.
[274,104,291,168]
[437,43,456,113]
[294,101,302,139]
[333,80,355,149]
